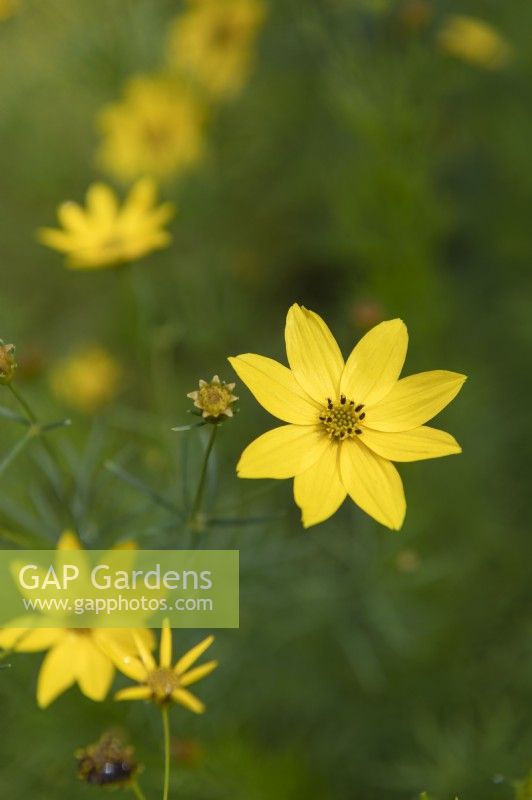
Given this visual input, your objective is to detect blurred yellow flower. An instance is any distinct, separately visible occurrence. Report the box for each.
[229,304,466,529]
[0,531,155,708]
[0,0,18,22]
[96,74,205,182]
[438,15,512,70]
[38,178,174,270]
[166,0,266,99]
[50,346,122,414]
[109,618,217,713]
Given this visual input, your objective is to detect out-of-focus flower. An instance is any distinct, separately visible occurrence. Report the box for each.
[96,74,205,182]
[229,304,466,529]
[171,738,203,767]
[0,0,18,22]
[166,0,266,99]
[76,732,138,787]
[515,770,532,800]
[187,375,238,421]
[0,531,155,708]
[0,341,17,385]
[50,346,122,414]
[351,298,385,330]
[395,548,421,573]
[109,618,217,712]
[38,178,174,270]
[438,15,512,70]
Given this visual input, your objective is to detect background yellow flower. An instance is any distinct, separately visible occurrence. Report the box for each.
[438,15,512,70]
[38,178,174,269]
[50,345,122,414]
[166,0,266,99]
[96,74,206,183]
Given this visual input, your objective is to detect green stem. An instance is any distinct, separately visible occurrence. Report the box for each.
[161,705,171,800]
[129,780,148,800]
[8,383,36,423]
[188,424,218,529]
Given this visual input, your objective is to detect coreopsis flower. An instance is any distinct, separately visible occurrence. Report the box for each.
[166,0,266,99]
[50,346,122,414]
[229,304,466,529]
[0,340,17,385]
[187,375,238,421]
[76,732,138,787]
[109,619,217,713]
[438,15,512,70]
[38,178,174,269]
[0,531,155,708]
[96,74,205,182]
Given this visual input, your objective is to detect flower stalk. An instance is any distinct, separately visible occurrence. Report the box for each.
[189,423,218,530]
[161,706,171,800]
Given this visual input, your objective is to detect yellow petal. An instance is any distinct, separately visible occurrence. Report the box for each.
[339,438,406,529]
[86,183,118,221]
[37,639,77,708]
[237,425,328,479]
[160,619,173,668]
[57,202,89,232]
[103,642,147,682]
[37,227,75,253]
[171,688,205,714]
[93,627,155,657]
[180,660,218,687]
[340,319,408,405]
[174,635,214,675]
[133,630,157,672]
[124,177,157,211]
[228,354,319,424]
[115,685,151,701]
[365,371,467,432]
[57,530,83,550]
[293,443,346,528]
[361,425,462,462]
[0,627,65,652]
[75,635,114,702]
[285,304,344,403]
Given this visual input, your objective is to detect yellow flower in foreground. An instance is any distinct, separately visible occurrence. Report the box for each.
[38,178,173,270]
[438,15,512,70]
[229,304,466,530]
[96,74,205,182]
[109,619,217,713]
[166,0,266,99]
[50,345,122,414]
[0,531,155,708]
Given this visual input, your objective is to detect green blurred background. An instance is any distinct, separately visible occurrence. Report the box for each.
[1,1,531,798]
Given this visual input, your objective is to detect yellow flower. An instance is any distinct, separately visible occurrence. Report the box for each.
[438,15,512,70]
[109,619,217,713]
[96,74,205,183]
[229,304,466,530]
[38,178,174,270]
[0,0,18,22]
[50,346,122,414]
[0,531,155,708]
[0,340,17,385]
[187,375,238,420]
[166,0,266,99]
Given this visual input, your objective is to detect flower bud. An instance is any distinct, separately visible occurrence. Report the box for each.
[0,341,17,385]
[76,732,138,787]
[187,375,238,422]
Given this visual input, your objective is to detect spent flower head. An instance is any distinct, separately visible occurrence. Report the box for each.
[109,618,217,713]
[38,178,174,270]
[188,375,238,421]
[0,340,17,385]
[229,304,466,530]
[76,732,138,787]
